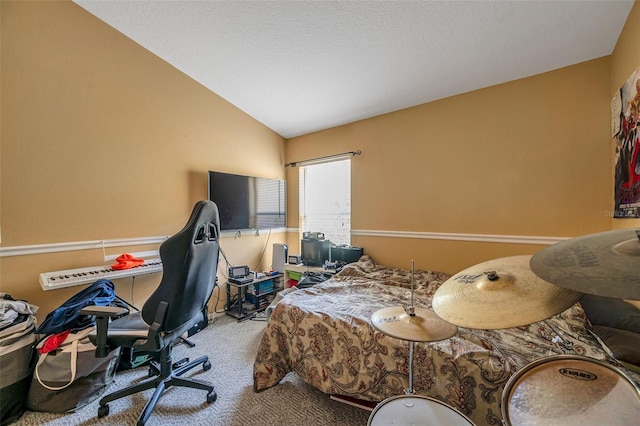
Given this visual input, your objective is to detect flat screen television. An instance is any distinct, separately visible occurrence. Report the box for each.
[208,171,286,231]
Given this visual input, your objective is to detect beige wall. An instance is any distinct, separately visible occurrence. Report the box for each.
[286,53,616,274]
[3,1,640,321]
[0,1,286,321]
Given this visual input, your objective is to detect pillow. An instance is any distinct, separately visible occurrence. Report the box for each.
[580,294,640,333]
[590,325,640,370]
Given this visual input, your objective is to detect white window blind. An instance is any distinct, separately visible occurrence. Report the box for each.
[299,159,351,245]
[254,178,286,229]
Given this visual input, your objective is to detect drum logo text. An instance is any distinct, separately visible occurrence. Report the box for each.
[569,246,600,267]
[454,274,483,284]
[559,368,597,381]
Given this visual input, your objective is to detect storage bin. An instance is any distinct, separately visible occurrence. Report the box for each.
[288,271,302,281]
[1,305,37,425]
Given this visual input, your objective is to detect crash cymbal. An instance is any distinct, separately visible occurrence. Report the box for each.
[370,306,458,342]
[432,255,582,329]
[530,229,640,300]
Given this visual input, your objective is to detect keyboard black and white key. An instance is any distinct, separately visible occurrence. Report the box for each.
[39,258,163,291]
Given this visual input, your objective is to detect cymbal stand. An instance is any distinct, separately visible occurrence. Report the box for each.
[405,260,416,317]
[404,261,416,395]
[405,341,416,395]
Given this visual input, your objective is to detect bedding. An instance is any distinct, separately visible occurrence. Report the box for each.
[580,294,640,371]
[253,256,640,425]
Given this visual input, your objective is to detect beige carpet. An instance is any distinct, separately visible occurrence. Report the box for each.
[15,315,370,426]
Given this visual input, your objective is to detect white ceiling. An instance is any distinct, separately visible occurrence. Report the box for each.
[74,1,634,139]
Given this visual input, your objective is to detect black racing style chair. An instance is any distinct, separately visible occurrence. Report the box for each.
[81,200,220,426]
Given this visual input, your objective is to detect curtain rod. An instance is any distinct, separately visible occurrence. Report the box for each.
[285,150,362,167]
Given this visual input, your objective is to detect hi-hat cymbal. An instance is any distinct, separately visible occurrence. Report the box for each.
[530,229,640,300]
[370,306,458,342]
[432,255,582,329]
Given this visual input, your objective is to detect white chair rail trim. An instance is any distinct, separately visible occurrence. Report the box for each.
[0,228,291,258]
[350,229,569,245]
[0,237,169,258]
[0,229,565,258]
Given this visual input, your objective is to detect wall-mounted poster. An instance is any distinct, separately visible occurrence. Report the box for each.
[614,66,640,218]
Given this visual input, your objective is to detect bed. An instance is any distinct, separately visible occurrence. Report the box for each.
[253,255,640,425]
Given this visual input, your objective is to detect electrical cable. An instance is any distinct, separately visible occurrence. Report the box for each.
[217,228,274,316]
[219,245,232,268]
[212,284,227,314]
[253,228,272,271]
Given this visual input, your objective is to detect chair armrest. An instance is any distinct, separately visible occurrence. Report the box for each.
[80,305,129,358]
[80,305,128,317]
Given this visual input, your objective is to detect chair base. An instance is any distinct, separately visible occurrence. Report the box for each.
[97,347,216,426]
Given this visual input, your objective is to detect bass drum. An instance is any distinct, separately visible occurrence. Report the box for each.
[368,395,474,426]
[501,355,640,425]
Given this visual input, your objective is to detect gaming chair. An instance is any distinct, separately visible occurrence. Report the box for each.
[81,200,220,426]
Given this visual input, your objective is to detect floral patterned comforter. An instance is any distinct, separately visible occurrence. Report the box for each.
[253,256,639,425]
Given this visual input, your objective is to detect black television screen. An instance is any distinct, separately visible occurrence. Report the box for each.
[301,239,331,267]
[208,171,286,231]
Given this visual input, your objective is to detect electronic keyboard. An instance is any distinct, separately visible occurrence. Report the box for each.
[39,258,163,291]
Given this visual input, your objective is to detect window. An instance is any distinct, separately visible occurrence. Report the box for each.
[253,177,286,229]
[299,159,351,245]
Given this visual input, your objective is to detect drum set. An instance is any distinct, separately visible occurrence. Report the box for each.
[367,228,640,425]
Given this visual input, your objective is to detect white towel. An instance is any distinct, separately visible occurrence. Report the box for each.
[265,287,298,319]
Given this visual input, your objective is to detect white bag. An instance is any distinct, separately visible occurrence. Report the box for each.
[26,327,120,413]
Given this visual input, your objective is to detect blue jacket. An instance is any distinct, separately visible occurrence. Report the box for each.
[35,279,116,335]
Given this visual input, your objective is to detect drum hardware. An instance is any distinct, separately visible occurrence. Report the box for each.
[370,261,457,395]
[404,261,416,395]
[432,255,582,329]
[407,341,415,395]
[407,260,416,317]
[370,305,457,395]
[367,395,474,426]
[544,319,575,354]
[530,228,640,300]
[501,355,640,426]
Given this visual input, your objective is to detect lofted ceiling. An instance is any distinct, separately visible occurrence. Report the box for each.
[74,1,634,139]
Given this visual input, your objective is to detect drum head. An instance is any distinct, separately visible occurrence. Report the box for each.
[368,395,474,426]
[502,355,640,425]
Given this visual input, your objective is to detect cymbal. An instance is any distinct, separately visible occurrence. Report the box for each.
[432,255,582,329]
[370,306,458,342]
[530,229,640,300]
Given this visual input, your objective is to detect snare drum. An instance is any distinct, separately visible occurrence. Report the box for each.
[501,355,640,425]
[368,395,474,426]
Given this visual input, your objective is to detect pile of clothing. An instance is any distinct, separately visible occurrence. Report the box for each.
[0,293,38,425]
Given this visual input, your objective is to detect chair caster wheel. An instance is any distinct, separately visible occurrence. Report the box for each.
[203,360,211,371]
[207,390,217,403]
[98,404,109,418]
